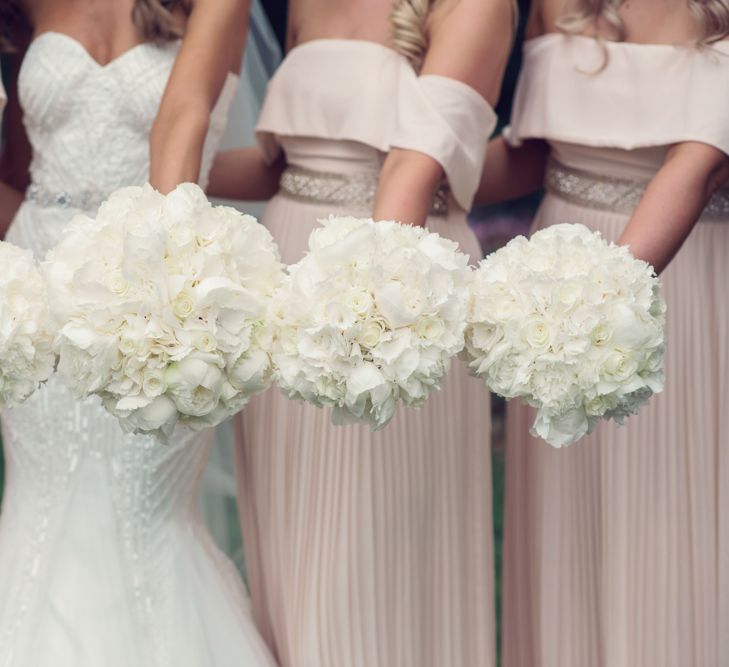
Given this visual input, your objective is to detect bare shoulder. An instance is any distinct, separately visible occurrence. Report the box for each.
[531,0,578,37]
[423,0,515,104]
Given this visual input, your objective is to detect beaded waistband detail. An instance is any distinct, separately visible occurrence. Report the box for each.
[279,166,449,217]
[546,158,729,222]
[26,184,105,212]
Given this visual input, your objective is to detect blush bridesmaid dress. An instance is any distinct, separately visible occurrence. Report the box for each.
[235,39,497,667]
[502,33,729,667]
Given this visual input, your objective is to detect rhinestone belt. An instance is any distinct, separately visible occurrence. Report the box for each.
[279,165,450,217]
[26,184,105,211]
[546,158,729,222]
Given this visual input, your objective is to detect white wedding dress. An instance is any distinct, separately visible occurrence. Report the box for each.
[0,33,275,667]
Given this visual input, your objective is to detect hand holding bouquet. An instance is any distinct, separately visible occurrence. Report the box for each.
[464,223,666,447]
[271,216,472,429]
[44,183,284,439]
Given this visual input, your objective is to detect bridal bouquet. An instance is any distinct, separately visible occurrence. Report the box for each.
[44,184,284,439]
[271,216,471,429]
[0,242,56,407]
[464,223,666,447]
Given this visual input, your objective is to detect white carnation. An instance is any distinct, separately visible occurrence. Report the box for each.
[43,183,284,439]
[270,216,471,430]
[464,223,666,448]
[0,242,57,407]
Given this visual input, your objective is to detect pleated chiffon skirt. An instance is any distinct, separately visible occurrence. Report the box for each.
[503,192,729,667]
[235,190,495,667]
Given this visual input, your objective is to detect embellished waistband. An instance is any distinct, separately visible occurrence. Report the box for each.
[545,158,729,222]
[26,184,105,212]
[279,166,450,217]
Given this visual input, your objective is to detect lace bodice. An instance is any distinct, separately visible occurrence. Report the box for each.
[0,34,265,667]
[18,32,235,216]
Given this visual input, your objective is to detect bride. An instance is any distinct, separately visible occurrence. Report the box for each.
[0,1,275,665]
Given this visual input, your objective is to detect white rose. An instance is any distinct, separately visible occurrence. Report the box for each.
[590,322,613,347]
[131,394,178,436]
[342,289,371,315]
[166,354,224,417]
[521,316,553,350]
[142,369,166,399]
[601,349,639,384]
[415,315,445,341]
[194,331,217,353]
[356,319,386,349]
[173,290,195,319]
[228,348,270,395]
[531,406,590,448]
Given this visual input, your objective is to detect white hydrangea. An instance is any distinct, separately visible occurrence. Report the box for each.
[464,223,666,447]
[271,216,472,430]
[43,183,284,439]
[0,242,56,407]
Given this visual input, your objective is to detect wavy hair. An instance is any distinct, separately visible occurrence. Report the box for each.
[558,0,729,45]
[390,0,442,71]
[1,0,191,52]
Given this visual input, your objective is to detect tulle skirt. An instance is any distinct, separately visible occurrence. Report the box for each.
[502,192,729,667]
[235,192,496,667]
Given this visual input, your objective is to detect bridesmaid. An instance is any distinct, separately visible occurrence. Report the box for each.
[209,0,513,665]
[475,0,729,665]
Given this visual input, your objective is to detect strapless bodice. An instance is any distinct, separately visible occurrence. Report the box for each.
[506,33,729,180]
[18,32,235,206]
[256,39,497,211]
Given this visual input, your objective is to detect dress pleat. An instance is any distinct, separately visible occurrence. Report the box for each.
[236,191,495,667]
[503,192,729,667]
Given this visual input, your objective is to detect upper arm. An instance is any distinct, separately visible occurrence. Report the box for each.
[421,0,515,106]
[160,0,250,119]
[0,53,31,190]
[662,141,729,194]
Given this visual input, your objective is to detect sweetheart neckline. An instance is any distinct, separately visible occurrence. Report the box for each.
[28,31,176,70]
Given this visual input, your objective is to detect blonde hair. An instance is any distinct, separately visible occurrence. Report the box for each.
[1,0,190,52]
[558,0,729,45]
[391,0,442,71]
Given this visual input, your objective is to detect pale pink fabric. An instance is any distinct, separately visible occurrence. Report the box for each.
[236,39,496,667]
[0,78,6,111]
[503,34,729,667]
[256,39,497,210]
[505,33,729,153]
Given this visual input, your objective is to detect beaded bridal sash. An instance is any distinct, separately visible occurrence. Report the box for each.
[279,165,450,217]
[546,158,729,222]
[26,184,105,212]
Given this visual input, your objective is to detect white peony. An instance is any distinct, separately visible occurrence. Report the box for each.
[43,183,284,440]
[464,223,666,448]
[0,242,57,407]
[270,216,471,430]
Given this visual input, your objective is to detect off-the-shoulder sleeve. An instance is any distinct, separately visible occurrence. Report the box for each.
[255,41,400,165]
[505,34,729,156]
[254,40,497,206]
[391,71,497,210]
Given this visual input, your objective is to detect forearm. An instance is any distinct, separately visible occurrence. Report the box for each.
[373,149,444,227]
[148,0,250,194]
[618,143,729,274]
[474,136,549,205]
[149,108,210,192]
[206,147,284,201]
[0,180,23,239]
